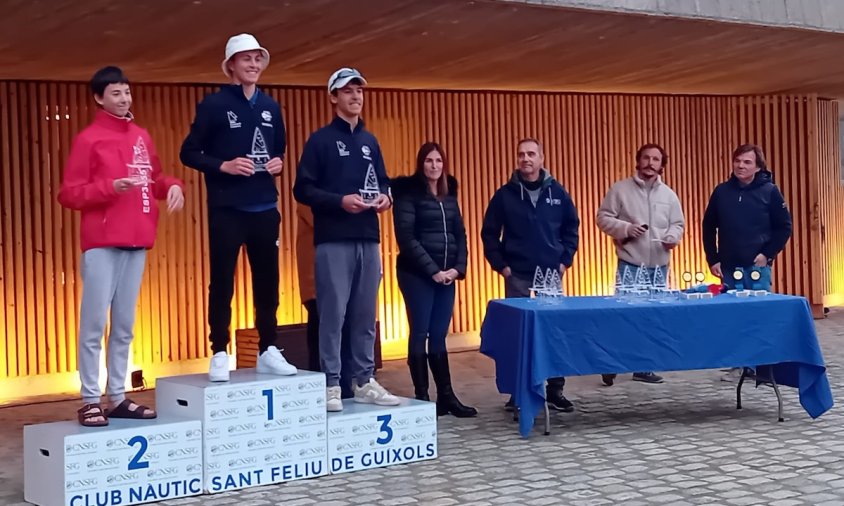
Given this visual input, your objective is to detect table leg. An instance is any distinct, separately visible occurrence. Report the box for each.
[768,371,785,422]
[736,368,747,410]
[544,402,550,436]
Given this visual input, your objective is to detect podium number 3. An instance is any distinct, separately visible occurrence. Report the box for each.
[376,414,393,445]
[128,436,149,470]
[262,389,274,420]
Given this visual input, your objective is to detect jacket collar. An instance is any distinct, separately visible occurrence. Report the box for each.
[331,115,365,134]
[94,109,133,132]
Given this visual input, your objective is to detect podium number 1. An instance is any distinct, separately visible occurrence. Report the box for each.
[128,436,149,470]
[262,389,274,420]
[376,414,393,445]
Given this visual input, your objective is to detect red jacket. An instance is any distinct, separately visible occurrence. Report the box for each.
[58,110,184,251]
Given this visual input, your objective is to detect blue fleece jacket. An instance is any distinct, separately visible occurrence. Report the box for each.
[702,170,792,270]
[293,117,390,245]
[179,85,285,208]
[481,169,580,279]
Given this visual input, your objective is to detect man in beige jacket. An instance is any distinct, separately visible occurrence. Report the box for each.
[596,143,685,386]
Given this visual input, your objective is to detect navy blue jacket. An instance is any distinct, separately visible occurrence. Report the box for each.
[702,170,792,269]
[180,85,285,208]
[481,170,580,279]
[293,117,390,245]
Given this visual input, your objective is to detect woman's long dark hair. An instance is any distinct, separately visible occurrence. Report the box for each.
[415,142,449,200]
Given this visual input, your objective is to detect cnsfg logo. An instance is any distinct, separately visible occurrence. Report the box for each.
[297,380,323,391]
[282,432,311,443]
[210,442,240,454]
[272,384,293,394]
[105,437,132,448]
[263,418,292,430]
[147,467,179,479]
[66,478,98,490]
[66,442,98,454]
[281,399,309,409]
[86,457,120,469]
[416,415,436,424]
[336,441,363,452]
[299,447,325,457]
[205,391,221,401]
[328,426,346,437]
[227,423,257,435]
[264,451,292,463]
[65,462,81,472]
[186,463,203,473]
[148,431,179,443]
[401,432,428,443]
[210,408,239,419]
[352,422,379,434]
[226,388,255,400]
[246,403,267,415]
[298,414,325,424]
[228,457,257,468]
[106,472,139,485]
[168,447,200,458]
[247,437,276,449]
[185,428,202,438]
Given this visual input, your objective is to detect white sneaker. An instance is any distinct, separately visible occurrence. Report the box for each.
[326,386,343,412]
[256,346,297,376]
[354,378,400,406]
[209,352,230,382]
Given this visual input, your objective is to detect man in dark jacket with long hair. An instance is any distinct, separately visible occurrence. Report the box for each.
[703,144,792,290]
[481,137,580,412]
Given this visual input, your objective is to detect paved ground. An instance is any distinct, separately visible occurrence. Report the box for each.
[1,309,842,506]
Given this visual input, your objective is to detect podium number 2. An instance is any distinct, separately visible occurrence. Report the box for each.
[376,414,393,445]
[262,389,274,420]
[128,436,149,470]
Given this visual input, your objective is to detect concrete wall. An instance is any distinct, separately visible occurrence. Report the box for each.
[504,0,844,32]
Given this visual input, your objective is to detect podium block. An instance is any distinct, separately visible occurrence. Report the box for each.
[327,398,437,475]
[24,417,202,506]
[155,369,327,493]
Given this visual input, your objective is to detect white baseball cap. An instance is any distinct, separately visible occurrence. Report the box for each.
[222,34,270,77]
[328,68,368,93]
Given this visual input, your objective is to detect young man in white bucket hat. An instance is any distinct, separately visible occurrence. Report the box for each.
[180,33,296,382]
[294,68,399,411]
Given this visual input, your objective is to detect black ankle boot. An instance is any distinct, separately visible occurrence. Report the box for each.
[407,354,430,401]
[427,352,477,418]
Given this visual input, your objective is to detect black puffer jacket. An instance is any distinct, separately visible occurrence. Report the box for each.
[391,174,468,278]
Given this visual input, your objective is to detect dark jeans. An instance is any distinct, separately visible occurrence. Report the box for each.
[208,207,280,354]
[396,269,456,357]
[505,273,565,390]
[304,299,354,398]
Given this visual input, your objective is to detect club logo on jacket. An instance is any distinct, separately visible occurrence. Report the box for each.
[361,145,372,160]
[337,141,350,157]
[261,110,272,122]
[127,137,152,214]
[545,197,562,206]
[227,111,241,129]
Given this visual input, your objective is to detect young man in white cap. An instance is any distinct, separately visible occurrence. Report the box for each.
[180,33,296,381]
[294,68,398,411]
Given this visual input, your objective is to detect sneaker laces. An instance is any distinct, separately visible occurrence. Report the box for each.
[367,379,390,397]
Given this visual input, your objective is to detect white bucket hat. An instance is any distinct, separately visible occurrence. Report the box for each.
[221,34,270,77]
[327,68,367,93]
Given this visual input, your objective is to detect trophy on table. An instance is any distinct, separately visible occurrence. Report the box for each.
[360,163,381,205]
[247,127,270,172]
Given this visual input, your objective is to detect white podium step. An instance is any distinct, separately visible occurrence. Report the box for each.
[155,369,327,493]
[327,398,437,474]
[24,417,203,506]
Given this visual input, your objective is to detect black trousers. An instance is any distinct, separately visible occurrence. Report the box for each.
[208,207,280,354]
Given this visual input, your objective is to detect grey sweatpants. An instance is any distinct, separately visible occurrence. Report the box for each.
[78,248,146,404]
[315,242,381,387]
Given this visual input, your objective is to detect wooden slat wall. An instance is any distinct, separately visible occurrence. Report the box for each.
[0,82,841,379]
[818,100,844,302]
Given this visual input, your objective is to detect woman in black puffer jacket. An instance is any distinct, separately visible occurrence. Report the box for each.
[392,142,476,418]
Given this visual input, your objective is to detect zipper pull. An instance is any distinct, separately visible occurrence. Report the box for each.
[739,194,742,203]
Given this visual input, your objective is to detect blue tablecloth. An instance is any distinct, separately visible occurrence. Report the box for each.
[479,294,834,437]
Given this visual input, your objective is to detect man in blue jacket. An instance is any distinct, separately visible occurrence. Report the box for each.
[703,144,792,290]
[293,68,399,412]
[180,34,297,382]
[481,137,580,412]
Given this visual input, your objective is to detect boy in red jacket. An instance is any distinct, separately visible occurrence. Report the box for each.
[58,66,185,426]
